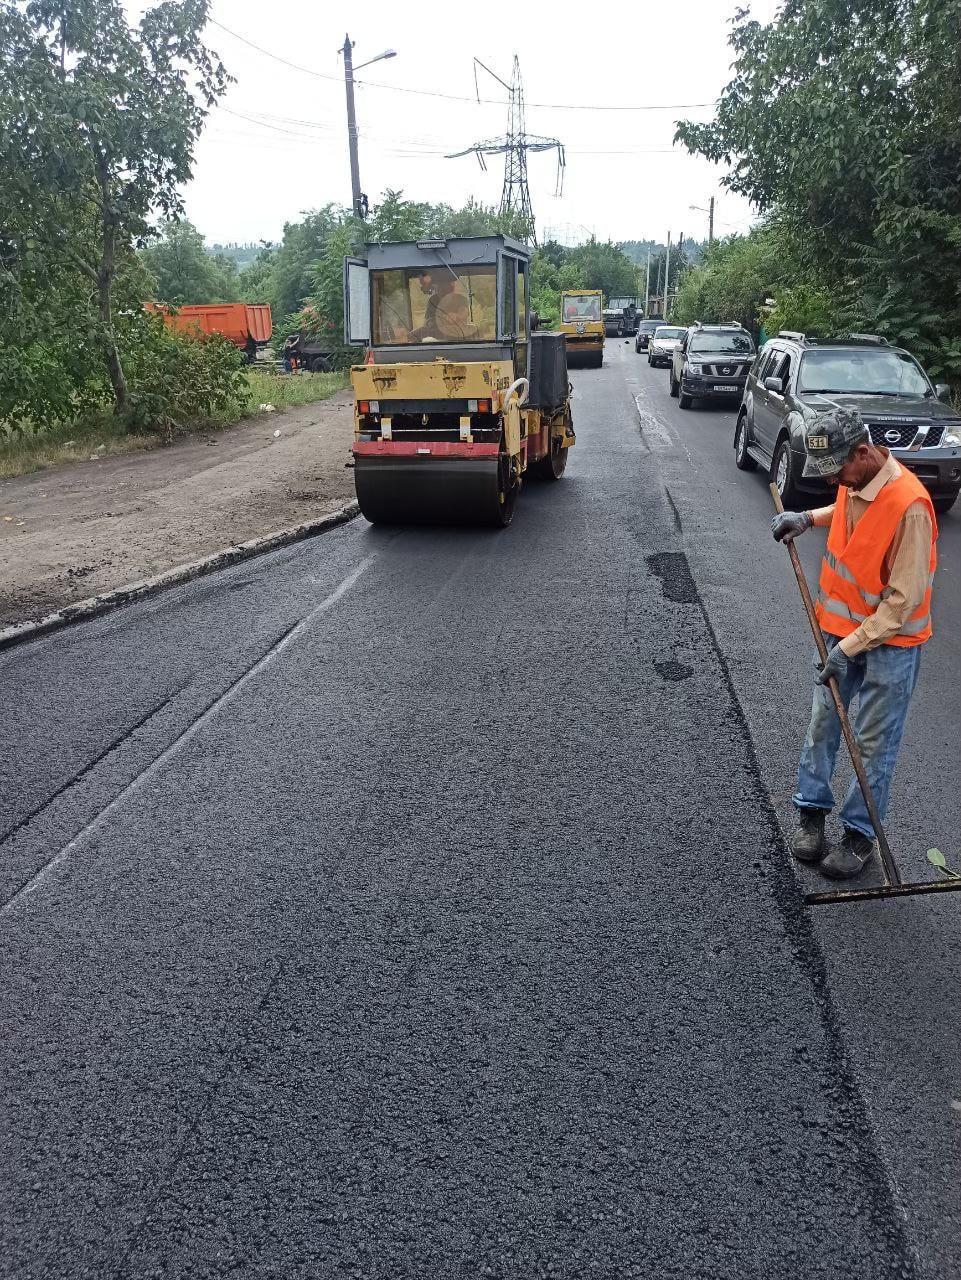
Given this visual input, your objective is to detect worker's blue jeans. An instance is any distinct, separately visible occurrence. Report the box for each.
[794,633,922,839]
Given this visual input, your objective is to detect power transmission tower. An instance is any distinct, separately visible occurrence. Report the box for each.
[446,56,564,246]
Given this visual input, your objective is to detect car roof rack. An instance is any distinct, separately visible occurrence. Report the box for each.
[847,332,889,344]
[776,330,807,343]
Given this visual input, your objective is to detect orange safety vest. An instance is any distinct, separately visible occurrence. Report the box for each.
[815,466,937,647]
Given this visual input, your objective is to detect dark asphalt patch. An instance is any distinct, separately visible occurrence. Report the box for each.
[645,551,699,605]
[653,659,693,681]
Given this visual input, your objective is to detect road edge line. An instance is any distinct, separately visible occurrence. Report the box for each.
[0,500,361,654]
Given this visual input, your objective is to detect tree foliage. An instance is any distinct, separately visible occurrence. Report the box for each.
[140,220,239,305]
[0,0,230,419]
[675,0,961,381]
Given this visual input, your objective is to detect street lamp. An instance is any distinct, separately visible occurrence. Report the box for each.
[690,199,715,245]
[340,37,398,219]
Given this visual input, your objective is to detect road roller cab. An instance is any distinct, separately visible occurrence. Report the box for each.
[345,235,575,525]
[560,289,604,367]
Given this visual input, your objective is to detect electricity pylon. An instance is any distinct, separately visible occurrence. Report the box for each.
[446,56,565,246]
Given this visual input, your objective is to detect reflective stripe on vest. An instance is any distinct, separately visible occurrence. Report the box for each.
[814,466,937,648]
[823,549,883,607]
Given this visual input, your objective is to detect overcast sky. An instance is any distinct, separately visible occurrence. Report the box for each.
[168,0,781,247]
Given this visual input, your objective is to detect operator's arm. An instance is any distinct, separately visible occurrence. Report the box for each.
[838,502,933,656]
[809,503,835,527]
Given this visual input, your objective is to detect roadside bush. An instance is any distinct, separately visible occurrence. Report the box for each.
[764,283,844,341]
[121,312,248,437]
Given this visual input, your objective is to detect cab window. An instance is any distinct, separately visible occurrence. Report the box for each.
[371,265,497,345]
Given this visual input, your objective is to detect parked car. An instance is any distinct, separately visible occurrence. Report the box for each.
[635,318,664,353]
[734,332,961,513]
[647,325,686,368]
[669,322,756,409]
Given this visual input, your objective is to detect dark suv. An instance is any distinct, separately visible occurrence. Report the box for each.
[734,332,961,513]
[670,323,756,409]
[635,318,664,352]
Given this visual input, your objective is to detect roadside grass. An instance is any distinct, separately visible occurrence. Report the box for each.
[0,368,348,479]
[0,415,154,480]
[235,367,347,417]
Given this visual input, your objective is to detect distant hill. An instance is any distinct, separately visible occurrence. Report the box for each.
[619,239,707,266]
[208,242,272,270]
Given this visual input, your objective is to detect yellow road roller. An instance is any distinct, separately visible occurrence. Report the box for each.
[559,289,604,367]
[345,235,575,526]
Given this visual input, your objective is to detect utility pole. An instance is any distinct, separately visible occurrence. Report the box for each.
[340,35,363,219]
[663,232,672,319]
[708,196,715,246]
[644,248,651,318]
[339,37,397,220]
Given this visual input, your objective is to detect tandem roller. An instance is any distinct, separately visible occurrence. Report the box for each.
[342,235,575,528]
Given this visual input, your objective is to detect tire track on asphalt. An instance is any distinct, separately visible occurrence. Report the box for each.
[0,685,188,848]
[1,554,377,915]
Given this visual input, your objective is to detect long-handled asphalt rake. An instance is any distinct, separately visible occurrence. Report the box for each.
[770,484,961,906]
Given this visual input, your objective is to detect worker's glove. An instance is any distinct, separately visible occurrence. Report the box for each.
[771,510,813,543]
[816,643,849,686]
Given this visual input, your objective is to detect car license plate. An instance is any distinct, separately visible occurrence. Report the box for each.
[713,384,738,392]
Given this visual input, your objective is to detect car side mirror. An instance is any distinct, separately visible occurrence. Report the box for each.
[764,376,785,394]
[935,383,951,402]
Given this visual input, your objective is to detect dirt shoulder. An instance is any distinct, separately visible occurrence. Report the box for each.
[0,391,356,628]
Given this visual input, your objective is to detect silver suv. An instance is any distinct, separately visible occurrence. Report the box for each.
[670,323,756,409]
[734,332,961,514]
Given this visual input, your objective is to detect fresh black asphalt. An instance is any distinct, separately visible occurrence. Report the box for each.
[2,340,956,1277]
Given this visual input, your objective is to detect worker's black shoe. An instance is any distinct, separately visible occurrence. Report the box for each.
[820,828,877,880]
[792,808,828,863]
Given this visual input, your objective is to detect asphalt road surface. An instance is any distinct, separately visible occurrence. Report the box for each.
[2,338,958,1278]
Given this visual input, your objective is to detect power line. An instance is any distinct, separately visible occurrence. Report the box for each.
[216,106,688,162]
[208,20,716,113]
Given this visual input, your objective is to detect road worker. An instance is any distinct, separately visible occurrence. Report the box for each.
[771,407,937,879]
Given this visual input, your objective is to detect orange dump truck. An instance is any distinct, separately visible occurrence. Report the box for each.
[147,303,272,361]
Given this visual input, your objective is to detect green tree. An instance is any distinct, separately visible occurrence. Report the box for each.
[0,0,230,418]
[675,0,961,381]
[672,228,792,332]
[140,220,235,304]
[239,242,278,304]
[271,206,343,318]
[566,240,638,301]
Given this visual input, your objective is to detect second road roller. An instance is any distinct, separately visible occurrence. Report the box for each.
[344,235,575,526]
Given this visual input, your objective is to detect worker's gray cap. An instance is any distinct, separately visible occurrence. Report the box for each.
[802,407,870,478]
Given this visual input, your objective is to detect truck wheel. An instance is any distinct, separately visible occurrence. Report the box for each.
[772,437,801,507]
[933,493,958,515]
[679,390,693,409]
[734,415,758,471]
[310,355,332,373]
[669,372,679,397]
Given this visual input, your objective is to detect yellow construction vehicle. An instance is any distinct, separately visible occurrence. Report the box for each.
[559,289,604,367]
[345,235,575,526]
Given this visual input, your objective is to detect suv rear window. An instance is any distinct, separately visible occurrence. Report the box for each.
[797,348,931,396]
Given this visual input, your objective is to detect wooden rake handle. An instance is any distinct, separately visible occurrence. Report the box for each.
[769,484,901,887]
